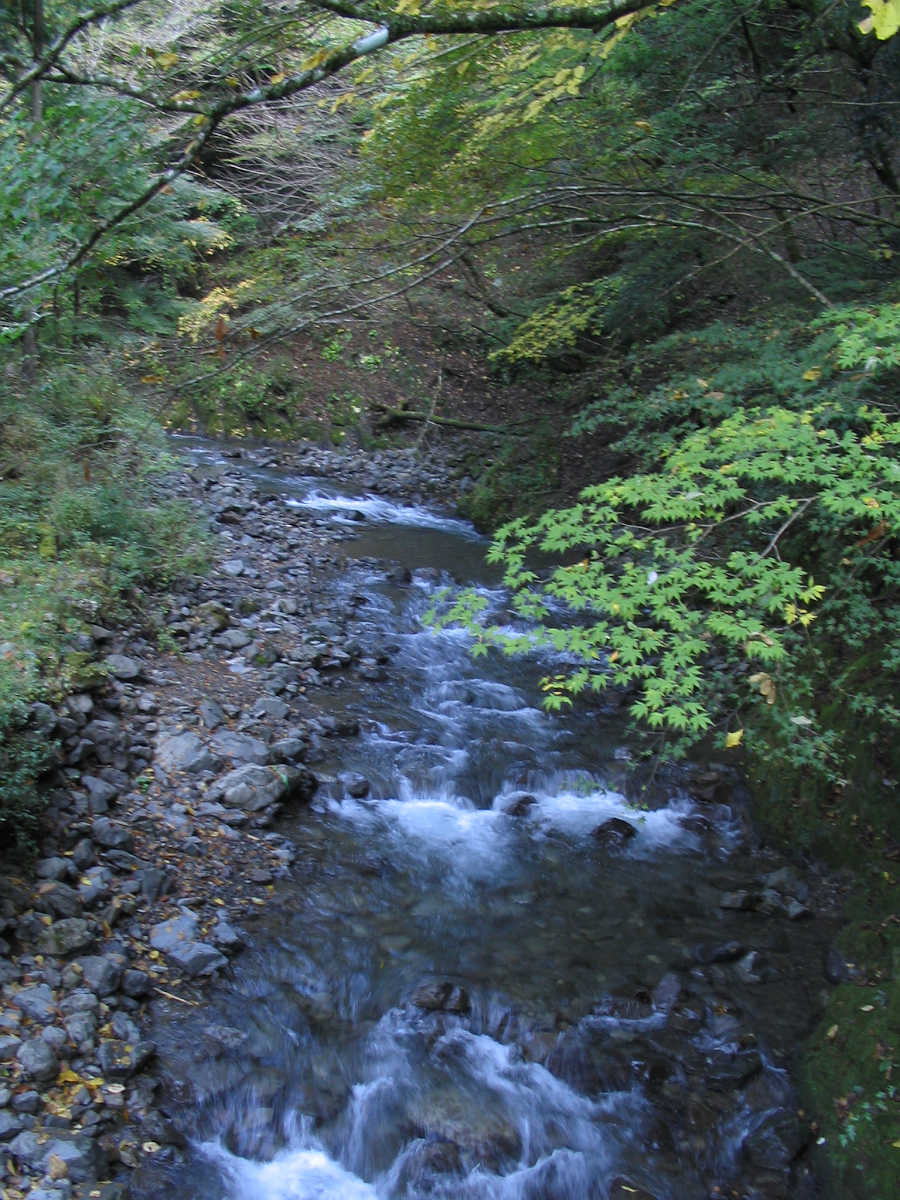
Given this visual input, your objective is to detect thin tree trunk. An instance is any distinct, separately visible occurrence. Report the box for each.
[22,0,45,381]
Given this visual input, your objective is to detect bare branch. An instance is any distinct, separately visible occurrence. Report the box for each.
[0,0,148,117]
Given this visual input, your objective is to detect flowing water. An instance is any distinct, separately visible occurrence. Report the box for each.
[145,446,835,1200]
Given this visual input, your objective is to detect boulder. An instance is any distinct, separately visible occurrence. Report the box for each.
[210,730,268,765]
[155,731,221,775]
[207,763,317,813]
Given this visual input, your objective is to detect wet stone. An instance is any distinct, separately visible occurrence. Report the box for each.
[593,817,638,848]
[411,980,471,1014]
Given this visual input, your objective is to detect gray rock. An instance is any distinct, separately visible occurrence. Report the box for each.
[59,990,99,1015]
[36,857,74,881]
[97,1038,156,1079]
[63,1010,97,1048]
[91,817,133,851]
[0,1108,25,1142]
[221,559,245,577]
[207,763,317,812]
[210,730,268,765]
[155,731,221,774]
[75,955,122,996]
[14,984,57,1022]
[121,969,151,998]
[249,696,290,721]
[11,1090,40,1114]
[150,910,199,955]
[338,772,370,799]
[198,699,227,729]
[37,918,94,956]
[81,775,119,811]
[16,1036,58,1082]
[104,653,142,681]
[0,1035,23,1060]
[166,940,228,977]
[34,880,82,919]
[211,917,243,950]
[77,867,110,907]
[30,701,58,734]
[269,737,306,762]
[136,866,172,902]
[214,628,252,650]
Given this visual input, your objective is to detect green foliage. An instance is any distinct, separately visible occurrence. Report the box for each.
[0,360,208,849]
[433,390,899,776]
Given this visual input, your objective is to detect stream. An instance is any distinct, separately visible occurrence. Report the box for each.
[143,445,835,1200]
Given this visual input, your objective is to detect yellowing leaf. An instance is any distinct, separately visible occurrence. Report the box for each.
[633,120,652,132]
[802,367,821,381]
[725,729,744,748]
[156,52,178,70]
[172,90,202,102]
[269,73,286,84]
[301,48,332,71]
[859,0,900,38]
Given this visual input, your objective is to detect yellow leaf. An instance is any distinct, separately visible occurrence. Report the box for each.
[301,48,331,71]
[802,367,821,381]
[863,496,881,509]
[192,115,207,127]
[609,650,620,663]
[156,52,178,70]
[213,897,225,906]
[225,76,240,87]
[269,73,286,84]
[826,1024,839,1040]
[858,0,900,38]
[57,1069,82,1086]
[633,120,652,132]
[725,729,744,748]
[457,61,470,76]
[172,90,202,102]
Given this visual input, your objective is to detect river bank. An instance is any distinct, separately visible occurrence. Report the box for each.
[1,437,851,1199]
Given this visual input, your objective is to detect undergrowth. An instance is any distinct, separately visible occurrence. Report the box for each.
[0,358,208,850]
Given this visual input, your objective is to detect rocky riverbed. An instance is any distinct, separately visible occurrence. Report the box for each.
[0,438,851,1200]
[0,440,458,1199]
